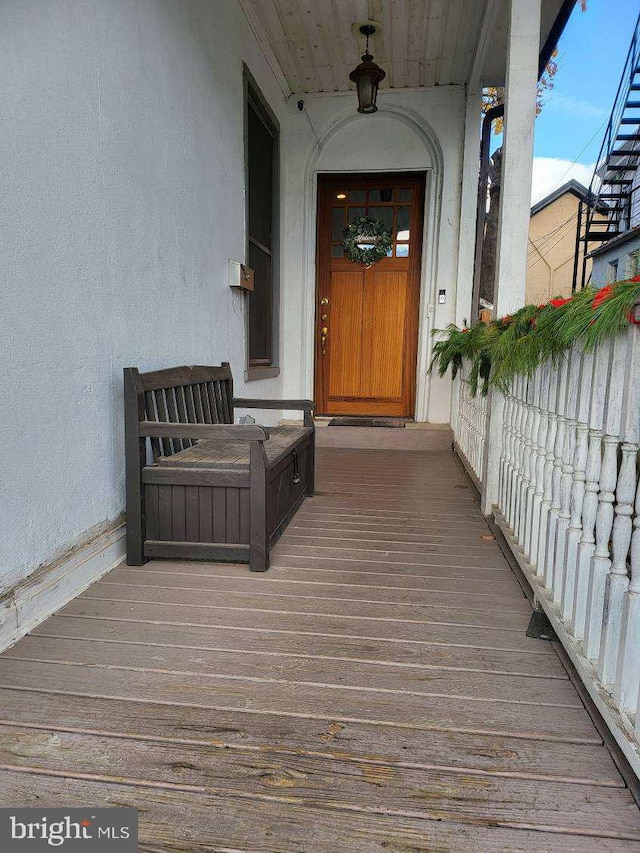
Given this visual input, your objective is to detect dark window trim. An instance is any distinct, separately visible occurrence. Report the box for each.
[243,64,280,382]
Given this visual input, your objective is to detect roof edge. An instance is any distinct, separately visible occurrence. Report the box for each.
[531,179,603,216]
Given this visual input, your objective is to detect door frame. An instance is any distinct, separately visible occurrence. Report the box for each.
[313,172,426,418]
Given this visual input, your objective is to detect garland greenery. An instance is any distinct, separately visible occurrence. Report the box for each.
[429,277,640,396]
[342,215,393,266]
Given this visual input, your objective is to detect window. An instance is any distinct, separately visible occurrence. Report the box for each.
[328,184,415,260]
[607,259,619,283]
[628,250,640,279]
[245,69,279,378]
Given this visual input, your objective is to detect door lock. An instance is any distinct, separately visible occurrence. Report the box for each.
[320,297,329,306]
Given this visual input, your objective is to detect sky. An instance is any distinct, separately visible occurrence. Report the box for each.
[528,0,640,203]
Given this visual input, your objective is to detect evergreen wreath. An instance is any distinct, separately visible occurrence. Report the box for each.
[342,215,393,266]
[429,276,640,396]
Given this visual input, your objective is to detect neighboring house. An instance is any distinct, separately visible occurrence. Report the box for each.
[590,229,640,286]
[526,180,603,303]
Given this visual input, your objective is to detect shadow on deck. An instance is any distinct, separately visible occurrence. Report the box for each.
[1,430,639,850]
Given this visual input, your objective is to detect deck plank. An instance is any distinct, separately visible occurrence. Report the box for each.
[0,443,638,848]
[57,597,557,652]
[3,772,636,852]
[0,689,620,785]
[1,727,638,839]
[117,564,530,611]
[32,614,567,677]
[270,547,523,570]
[103,564,535,610]
[0,659,602,742]
[3,635,581,705]
[75,580,534,630]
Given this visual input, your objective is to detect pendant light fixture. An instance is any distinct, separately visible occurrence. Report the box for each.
[349,24,385,114]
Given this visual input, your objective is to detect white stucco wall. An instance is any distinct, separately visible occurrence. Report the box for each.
[0,0,287,590]
[279,87,466,424]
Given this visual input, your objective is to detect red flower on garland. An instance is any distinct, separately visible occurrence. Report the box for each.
[549,297,571,308]
[628,277,640,323]
[590,281,640,325]
[592,284,614,309]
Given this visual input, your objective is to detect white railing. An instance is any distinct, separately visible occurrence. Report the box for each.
[453,360,488,484]
[474,323,640,775]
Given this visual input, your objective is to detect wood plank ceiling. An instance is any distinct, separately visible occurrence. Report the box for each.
[240,0,488,93]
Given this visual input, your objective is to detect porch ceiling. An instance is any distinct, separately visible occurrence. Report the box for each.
[239,0,570,95]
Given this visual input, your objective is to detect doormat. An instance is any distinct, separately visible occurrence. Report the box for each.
[328,417,406,428]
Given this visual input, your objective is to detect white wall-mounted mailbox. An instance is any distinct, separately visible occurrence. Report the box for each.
[229,259,254,291]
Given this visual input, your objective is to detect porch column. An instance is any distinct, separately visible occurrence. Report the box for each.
[455,89,483,326]
[493,0,541,316]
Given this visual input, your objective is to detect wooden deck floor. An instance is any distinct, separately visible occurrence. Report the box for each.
[1,440,640,850]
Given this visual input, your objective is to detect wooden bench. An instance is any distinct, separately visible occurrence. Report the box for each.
[124,364,314,572]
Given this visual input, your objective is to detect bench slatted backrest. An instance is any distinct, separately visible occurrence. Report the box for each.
[138,364,234,460]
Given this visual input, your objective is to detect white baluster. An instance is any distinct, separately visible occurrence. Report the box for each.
[618,474,640,717]
[584,333,627,660]
[544,357,568,590]
[460,363,469,463]
[507,378,523,528]
[479,392,488,479]
[505,389,516,508]
[562,347,594,622]
[600,326,640,686]
[474,390,483,478]
[538,373,559,574]
[532,361,551,577]
[470,383,477,473]
[513,377,527,539]
[518,376,535,550]
[524,367,542,559]
[572,339,612,641]
[468,367,476,474]
[553,347,581,604]
[498,391,511,510]
[505,383,518,527]
[520,377,534,541]
[455,372,463,448]
[463,363,469,460]
[511,376,527,531]
[466,369,474,469]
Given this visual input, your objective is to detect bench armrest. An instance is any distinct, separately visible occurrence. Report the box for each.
[233,398,314,412]
[138,421,269,442]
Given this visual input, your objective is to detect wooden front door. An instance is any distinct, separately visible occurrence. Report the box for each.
[315,173,425,417]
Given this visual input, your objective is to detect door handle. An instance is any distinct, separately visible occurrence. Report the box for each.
[320,326,328,355]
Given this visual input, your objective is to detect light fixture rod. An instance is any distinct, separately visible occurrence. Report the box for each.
[359,24,376,58]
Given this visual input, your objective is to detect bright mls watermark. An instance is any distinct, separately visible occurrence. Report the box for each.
[0,809,137,850]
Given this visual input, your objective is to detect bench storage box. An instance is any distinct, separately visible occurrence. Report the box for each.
[124,364,314,572]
